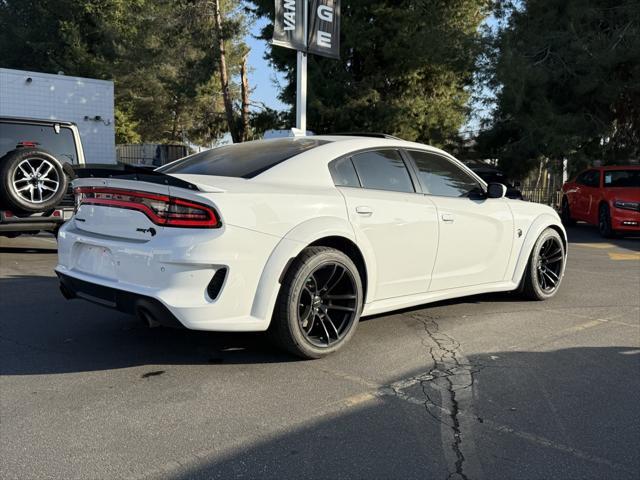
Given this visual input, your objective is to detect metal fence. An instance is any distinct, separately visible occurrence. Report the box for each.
[520,188,562,209]
[116,144,188,167]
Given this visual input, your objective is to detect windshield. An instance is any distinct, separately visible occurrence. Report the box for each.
[603,169,640,188]
[158,138,329,179]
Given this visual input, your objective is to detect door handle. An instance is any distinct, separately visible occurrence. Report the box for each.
[441,213,454,223]
[356,206,373,216]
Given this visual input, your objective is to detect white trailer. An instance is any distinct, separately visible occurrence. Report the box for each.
[0,68,115,164]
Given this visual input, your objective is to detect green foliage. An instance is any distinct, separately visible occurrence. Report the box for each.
[248,0,490,147]
[479,0,640,176]
[0,0,255,144]
[114,107,141,144]
[249,107,289,139]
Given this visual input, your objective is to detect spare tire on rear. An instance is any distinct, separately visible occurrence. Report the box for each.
[0,148,69,213]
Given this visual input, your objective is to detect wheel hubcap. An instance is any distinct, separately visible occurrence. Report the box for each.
[298,262,358,348]
[12,158,60,204]
[536,238,564,293]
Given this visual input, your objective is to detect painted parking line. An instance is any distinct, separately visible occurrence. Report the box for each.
[608,252,640,261]
[571,243,615,249]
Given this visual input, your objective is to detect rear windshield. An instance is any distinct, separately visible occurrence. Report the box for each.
[603,169,640,187]
[0,121,78,164]
[158,138,329,179]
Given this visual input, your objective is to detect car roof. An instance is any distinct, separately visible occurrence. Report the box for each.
[598,165,640,171]
[309,135,453,155]
[0,116,76,126]
[254,135,478,187]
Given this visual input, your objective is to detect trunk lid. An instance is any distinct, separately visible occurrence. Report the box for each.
[72,177,172,241]
[71,166,222,241]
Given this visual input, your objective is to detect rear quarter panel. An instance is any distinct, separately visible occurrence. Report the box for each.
[190,184,364,326]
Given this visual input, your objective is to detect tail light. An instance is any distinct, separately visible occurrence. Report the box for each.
[17,141,39,148]
[74,187,220,228]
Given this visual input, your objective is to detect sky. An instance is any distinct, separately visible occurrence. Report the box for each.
[246,18,288,112]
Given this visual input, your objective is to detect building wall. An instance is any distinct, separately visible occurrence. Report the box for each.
[0,68,115,164]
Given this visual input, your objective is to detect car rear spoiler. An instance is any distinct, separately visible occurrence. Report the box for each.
[69,163,201,191]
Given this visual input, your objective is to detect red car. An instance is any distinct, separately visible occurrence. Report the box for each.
[561,165,640,237]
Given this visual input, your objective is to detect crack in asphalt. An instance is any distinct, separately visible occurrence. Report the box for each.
[404,313,486,480]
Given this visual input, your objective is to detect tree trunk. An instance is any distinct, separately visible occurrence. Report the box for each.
[212,0,238,143]
[240,53,250,142]
[535,157,545,189]
[171,102,181,141]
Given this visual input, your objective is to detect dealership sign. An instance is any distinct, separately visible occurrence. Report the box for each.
[272,0,341,133]
[273,0,306,51]
[273,0,341,59]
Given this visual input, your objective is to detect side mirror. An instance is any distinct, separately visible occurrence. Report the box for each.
[487,182,507,199]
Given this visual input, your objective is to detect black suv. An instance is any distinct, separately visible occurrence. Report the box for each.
[0,117,85,237]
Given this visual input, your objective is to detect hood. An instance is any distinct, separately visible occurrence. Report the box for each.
[605,187,640,201]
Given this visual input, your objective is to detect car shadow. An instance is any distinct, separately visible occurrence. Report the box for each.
[0,275,297,376]
[165,346,639,480]
[0,245,58,254]
[566,223,640,251]
[0,273,543,376]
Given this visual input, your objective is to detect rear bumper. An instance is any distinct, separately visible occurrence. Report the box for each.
[0,209,68,233]
[55,220,281,332]
[57,272,184,328]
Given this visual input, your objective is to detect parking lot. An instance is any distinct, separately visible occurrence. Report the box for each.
[0,225,638,480]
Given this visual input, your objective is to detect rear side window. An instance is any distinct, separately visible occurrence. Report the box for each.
[330,157,360,187]
[158,138,329,179]
[0,121,78,164]
[408,150,480,197]
[350,150,414,193]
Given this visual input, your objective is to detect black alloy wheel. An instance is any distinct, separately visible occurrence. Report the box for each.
[297,262,358,348]
[561,197,575,226]
[535,237,564,293]
[598,203,614,238]
[521,228,566,300]
[270,246,363,359]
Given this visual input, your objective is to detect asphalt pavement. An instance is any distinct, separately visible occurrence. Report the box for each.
[0,224,638,480]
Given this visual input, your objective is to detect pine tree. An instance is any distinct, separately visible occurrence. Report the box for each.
[248,0,491,147]
[478,0,640,176]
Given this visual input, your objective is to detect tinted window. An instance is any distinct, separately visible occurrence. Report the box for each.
[576,171,587,185]
[350,150,414,193]
[603,170,638,187]
[158,138,329,179]
[0,121,78,164]
[330,157,360,187]
[409,150,480,197]
[579,170,600,188]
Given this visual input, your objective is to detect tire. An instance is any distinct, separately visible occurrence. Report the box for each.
[521,228,566,301]
[598,203,614,238]
[269,246,364,359]
[560,197,576,226]
[0,148,69,213]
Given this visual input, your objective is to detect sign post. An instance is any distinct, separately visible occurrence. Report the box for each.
[296,50,307,133]
[296,0,308,133]
[272,0,340,135]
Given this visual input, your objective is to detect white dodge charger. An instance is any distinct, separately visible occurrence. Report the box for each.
[56,135,567,358]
